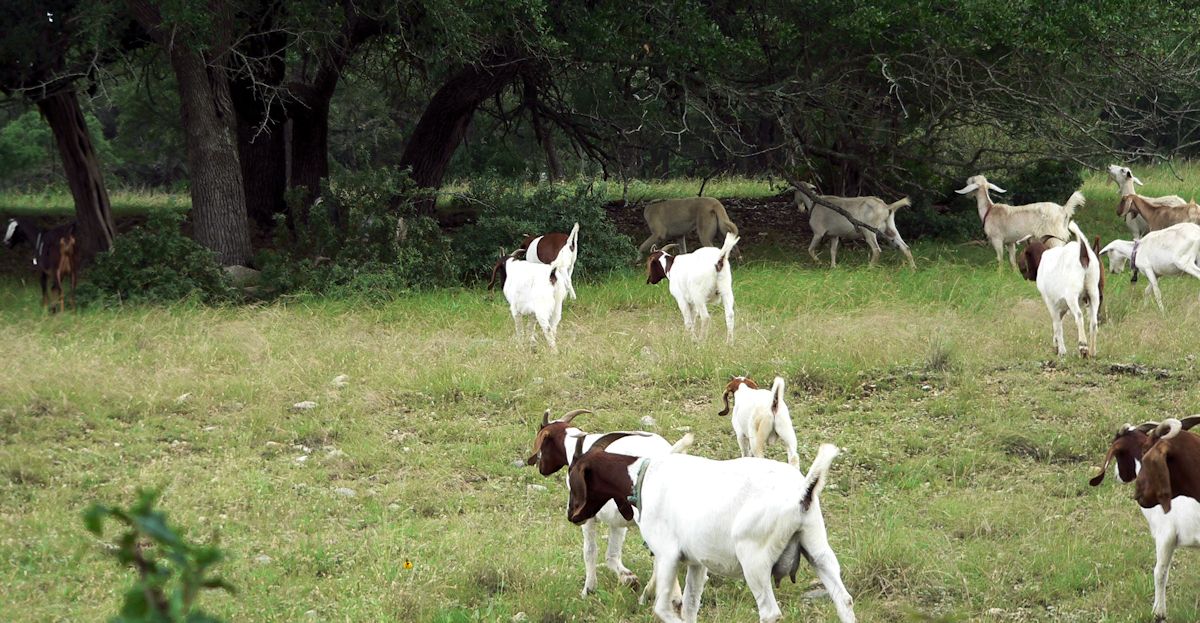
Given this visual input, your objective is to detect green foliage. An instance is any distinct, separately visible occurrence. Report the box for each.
[1005,160,1086,206]
[83,489,234,623]
[0,110,55,183]
[450,180,635,283]
[256,167,456,299]
[78,211,232,306]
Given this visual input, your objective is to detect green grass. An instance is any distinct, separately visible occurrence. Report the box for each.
[0,189,190,217]
[3,241,1200,621]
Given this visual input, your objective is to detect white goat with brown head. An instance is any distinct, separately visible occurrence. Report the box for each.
[718,376,800,468]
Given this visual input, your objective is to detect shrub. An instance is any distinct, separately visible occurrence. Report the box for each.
[451,180,635,283]
[78,211,232,306]
[257,167,456,299]
[84,489,234,622]
[1004,159,1084,206]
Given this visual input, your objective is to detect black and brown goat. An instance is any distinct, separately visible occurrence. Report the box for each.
[4,218,79,312]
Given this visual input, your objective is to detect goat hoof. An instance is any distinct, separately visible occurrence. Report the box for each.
[580,586,595,598]
[618,572,640,590]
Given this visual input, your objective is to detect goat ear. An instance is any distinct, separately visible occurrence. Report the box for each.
[1136,449,1173,513]
[1089,445,1117,486]
[718,388,732,416]
[1132,176,1144,186]
[954,183,979,195]
[986,182,1007,193]
[615,496,635,521]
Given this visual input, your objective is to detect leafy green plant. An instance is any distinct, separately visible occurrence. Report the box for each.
[83,489,234,623]
[77,211,232,306]
[451,180,635,283]
[257,167,456,299]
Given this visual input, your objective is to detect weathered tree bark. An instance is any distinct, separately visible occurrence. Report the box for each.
[398,54,533,214]
[127,0,252,266]
[35,89,116,265]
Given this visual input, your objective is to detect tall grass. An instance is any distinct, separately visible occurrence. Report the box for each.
[2,255,1200,621]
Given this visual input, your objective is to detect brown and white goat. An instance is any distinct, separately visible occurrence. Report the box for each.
[1015,222,1101,357]
[1092,416,1200,622]
[515,223,579,299]
[525,409,684,603]
[1117,195,1200,232]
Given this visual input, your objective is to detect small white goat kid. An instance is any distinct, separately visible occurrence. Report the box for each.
[502,243,573,351]
[956,174,1084,270]
[1099,222,1200,312]
[567,439,856,623]
[792,183,916,268]
[1019,221,1101,357]
[718,376,800,468]
[646,232,739,342]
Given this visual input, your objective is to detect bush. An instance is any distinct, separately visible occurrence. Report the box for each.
[1004,159,1085,206]
[256,167,456,299]
[84,489,234,622]
[451,180,635,283]
[78,211,232,306]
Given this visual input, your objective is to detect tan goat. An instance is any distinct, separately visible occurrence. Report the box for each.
[637,197,740,259]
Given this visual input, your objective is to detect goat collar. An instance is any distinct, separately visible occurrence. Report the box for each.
[627,457,651,511]
[981,205,992,226]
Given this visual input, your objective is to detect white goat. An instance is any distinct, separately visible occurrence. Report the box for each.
[525,410,689,602]
[645,232,739,342]
[955,174,1084,270]
[502,244,572,351]
[520,222,580,300]
[1108,164,1185,237]
[1090,418,1200,623]
[567,439,855,623]
[1099,223,1200,312]
[792,183,916,268]
[1017,221,1101,357]
[718,376,799,469]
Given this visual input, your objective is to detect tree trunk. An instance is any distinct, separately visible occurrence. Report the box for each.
[127,0,251,266]
[35,90,115,265]
[230,21,288,233]
[398,55,531,214]
[525,79,562,180]
[288,85,332,215]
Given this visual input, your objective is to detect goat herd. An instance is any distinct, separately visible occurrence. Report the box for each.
[487,165,1200,622]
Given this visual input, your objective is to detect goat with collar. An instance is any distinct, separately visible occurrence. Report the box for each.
[1099,223,1200,312]
[646,231,739,343]
[1091,416,1200,622]
[568,435,855,623]
[4,217,79,312]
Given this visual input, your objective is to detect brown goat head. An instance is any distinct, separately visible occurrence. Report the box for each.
[646,250,674,284]
[1133,419,1200,514]
[1090,423,1157,487]
[525,408,591,475]
[718,376,758,416]
[566,432,641,524]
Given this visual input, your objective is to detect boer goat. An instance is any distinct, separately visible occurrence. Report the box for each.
[567,436,856,623]
[500,243,572,351]
[1016,222,1100,357]
[516,223,580,299]
[1107,165,1182,237]
[1099,223,1200,312]
[956,175,1084,271]
[1091,416,1200,622]
[4,218,79,313]
[646,232,739,342]
[637,197,739,259]
[525,409,686,603]
[718,376,800,468]
[792,183,916,268]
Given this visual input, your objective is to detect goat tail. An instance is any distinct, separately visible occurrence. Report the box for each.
[670,432,695,454]
[718,232,740,261]
[1067,221,1094,268]
[568,222,580,252]
[799,444,840,511]
[770,377,786,414]
[887,197,912,212]
[1063,191,1086,220]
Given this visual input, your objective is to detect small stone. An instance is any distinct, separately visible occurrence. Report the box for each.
[304,610,317,618]
[326,448,347,459]
[254,554,272,565]
[987,608,1004,617]
[527,484,548,492]
[175,393,192,403]
[640,415,657,428]
[294,455,308,463]
[292,400,318,411]
[224,265,262,287]
[511,614,528,622]
[511,459,526,468]
[331,375,349,388]
[334,487,356,497]
[921,384,932,391]
[387,503,401,511]
[802,588,829,600]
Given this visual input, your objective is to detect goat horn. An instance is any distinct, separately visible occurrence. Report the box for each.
[1153,419,1183,440]
[541,409,551,427]
[561,409,591,424]
[1135,421,1160,433]
[512,248,527,259]
[659,244,678,254]
[1179,415,1200,431]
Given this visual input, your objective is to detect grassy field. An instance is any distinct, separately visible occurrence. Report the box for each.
[3,237,1200,622]
[3,166,1200,622]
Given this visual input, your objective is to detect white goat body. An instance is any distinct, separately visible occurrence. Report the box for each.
[721,377,800,468]
[1099,223,1200,311]
[502,245,572,351]
[646,232,739,342]
[1028,222,1101,357]
[956,174,1083,270]
[627,447,854,623]
[793,185,916,268]
[522,222,580,300]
